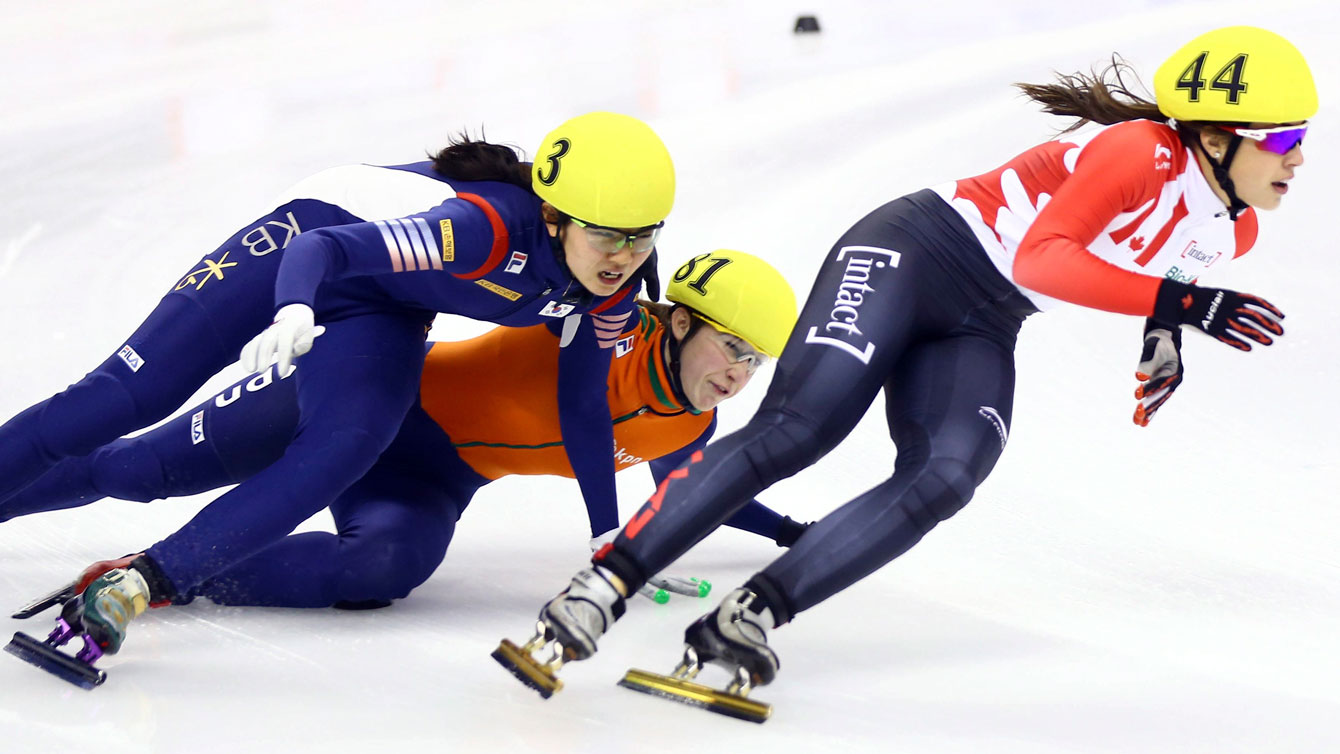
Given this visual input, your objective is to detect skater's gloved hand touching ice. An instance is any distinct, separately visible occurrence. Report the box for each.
[590,529,710,604]
[240,303,325,374]
[1133,319,1183,427]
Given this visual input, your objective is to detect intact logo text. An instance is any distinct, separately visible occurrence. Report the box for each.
[803,245,901,364]
[1179,241,1221,268]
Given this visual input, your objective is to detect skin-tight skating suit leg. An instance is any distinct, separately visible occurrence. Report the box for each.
[0,200,359,502]
[144,310,432,598]
[606,190,1034,625]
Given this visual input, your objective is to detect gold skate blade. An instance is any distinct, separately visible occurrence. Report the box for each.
[619,668,771,724]
[491,639,562,699]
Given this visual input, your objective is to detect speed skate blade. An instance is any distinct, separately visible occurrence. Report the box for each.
[5,632,106,690]
[619,668,771,723]
[492,639,562,699]
[12,581,77,619]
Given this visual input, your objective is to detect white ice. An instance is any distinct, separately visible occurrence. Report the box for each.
[1,1,1337,752]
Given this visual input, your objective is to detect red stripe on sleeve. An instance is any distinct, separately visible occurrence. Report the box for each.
[452,193,511,280]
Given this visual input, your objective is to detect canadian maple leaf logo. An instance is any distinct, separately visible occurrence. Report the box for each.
[1130,236,1146,251]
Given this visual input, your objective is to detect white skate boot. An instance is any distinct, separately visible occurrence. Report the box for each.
[620,587,779,723]
[492,566,625,698]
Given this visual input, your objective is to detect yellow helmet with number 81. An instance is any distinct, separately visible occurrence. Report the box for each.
[1154,26,1317,124]
[667,250,798,359]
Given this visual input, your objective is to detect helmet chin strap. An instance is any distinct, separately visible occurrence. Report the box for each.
[662,308,702,414]
[548,224,597,305]
[1200,135,1251,221]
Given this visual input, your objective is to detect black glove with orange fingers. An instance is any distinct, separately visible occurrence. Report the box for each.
[1134,319,1183,426]
[1152,279,1285,351]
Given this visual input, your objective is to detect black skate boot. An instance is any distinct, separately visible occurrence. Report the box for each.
[619,587,779,723]
[493,566,626,699]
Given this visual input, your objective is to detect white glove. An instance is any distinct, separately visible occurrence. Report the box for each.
[589,529,711,604]
[1133,323,1183,427]
[240,303,325,374]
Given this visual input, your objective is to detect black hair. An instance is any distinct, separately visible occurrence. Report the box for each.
[429,133,532,191]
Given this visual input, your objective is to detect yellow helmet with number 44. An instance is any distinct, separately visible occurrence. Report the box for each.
[667,250,798,359]
[531,112,675,229]
[1154,26,1317,124]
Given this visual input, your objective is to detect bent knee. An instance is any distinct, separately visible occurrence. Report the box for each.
[88,440,166,503]
[917,456,980,524]
[740,411,833,481]
[336,539,443,602]
[289,427,390,483]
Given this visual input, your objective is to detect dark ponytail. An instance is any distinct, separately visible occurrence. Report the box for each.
[1016,56,1165,135]
[429,133,533,191]
[1017,55,1220,155]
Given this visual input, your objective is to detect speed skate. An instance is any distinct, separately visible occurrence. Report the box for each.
[491,621,568,698]
[619,645,772,723]
[620,586,779,723]
[5,596,108,689]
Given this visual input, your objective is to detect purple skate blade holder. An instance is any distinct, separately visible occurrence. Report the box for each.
[5,618,108,689]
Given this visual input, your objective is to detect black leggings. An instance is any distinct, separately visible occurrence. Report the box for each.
[608,190,1035,624]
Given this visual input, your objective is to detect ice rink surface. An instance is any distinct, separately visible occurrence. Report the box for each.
[1,1,1337,751]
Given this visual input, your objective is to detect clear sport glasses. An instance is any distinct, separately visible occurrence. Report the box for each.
[1219,124,1307,155]
[694,314,769,374]
[569,217,662,255]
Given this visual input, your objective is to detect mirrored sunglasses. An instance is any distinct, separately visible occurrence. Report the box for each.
[1220,124,1307,155]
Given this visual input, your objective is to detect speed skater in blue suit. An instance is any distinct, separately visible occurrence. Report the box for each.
[0,112,680,664]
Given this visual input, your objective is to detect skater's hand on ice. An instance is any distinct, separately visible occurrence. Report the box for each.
[241,303,325,375]
[1133,320,1183,427]
[641,574,711,603]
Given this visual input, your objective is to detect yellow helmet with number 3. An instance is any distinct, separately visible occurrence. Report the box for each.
[1154,26,1317,124]
[667,250,798,359]
[531,112,675,229]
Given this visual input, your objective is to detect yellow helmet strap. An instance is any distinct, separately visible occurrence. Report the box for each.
[661,305,703,414]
